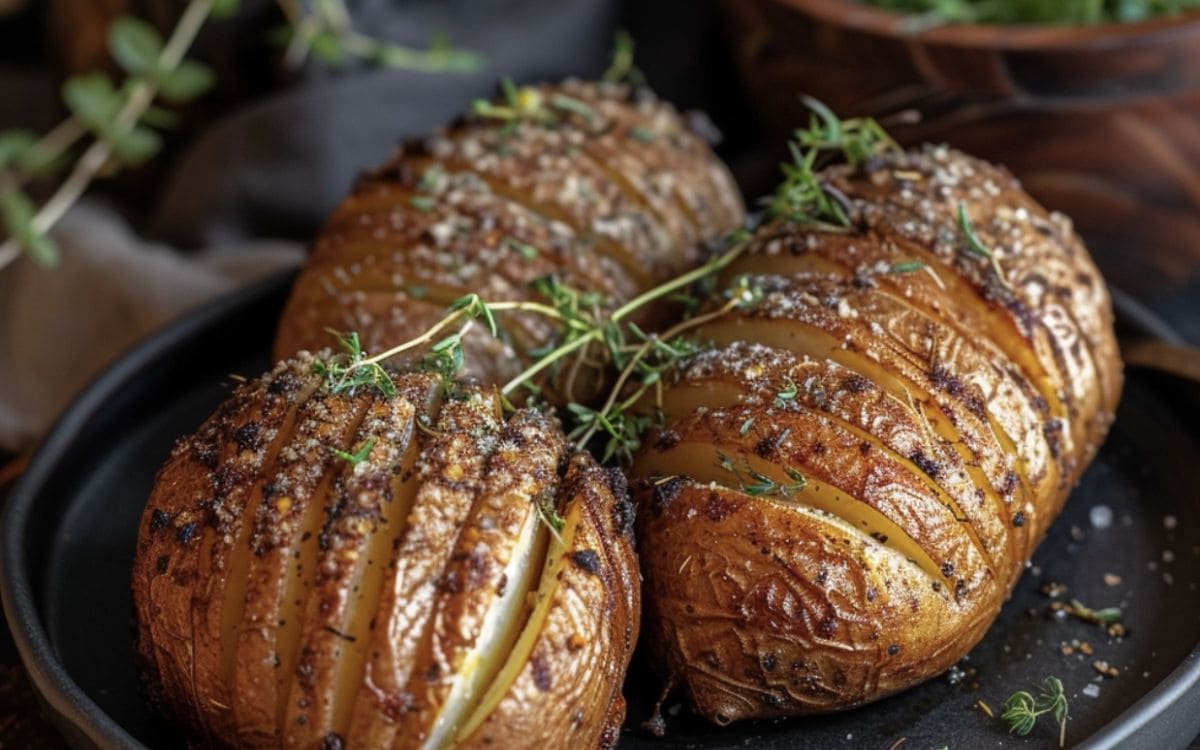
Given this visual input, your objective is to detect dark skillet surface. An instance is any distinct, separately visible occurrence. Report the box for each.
[3,273,1200,750]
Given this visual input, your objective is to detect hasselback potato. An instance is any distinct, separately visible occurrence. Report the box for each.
[131,354,640,748]
[630,144,1122,723]
[274,79,744,399]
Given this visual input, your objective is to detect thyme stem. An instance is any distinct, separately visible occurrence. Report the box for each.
[573,298,740,450]
[357,300,568,368]
[0,0,214,271]
[610,241,747,323]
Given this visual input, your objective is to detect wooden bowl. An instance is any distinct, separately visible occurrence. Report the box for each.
[721,0,1200,299]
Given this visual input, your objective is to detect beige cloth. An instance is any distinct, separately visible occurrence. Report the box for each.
[0,201,302,451]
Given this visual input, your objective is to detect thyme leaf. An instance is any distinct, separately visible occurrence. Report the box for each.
[1001,676,1068,748]
[332,437,376,466]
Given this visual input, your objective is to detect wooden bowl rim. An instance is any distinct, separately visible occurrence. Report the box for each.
[768,0,1200,50]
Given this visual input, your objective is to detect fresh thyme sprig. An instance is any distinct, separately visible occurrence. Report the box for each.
[957,201,1014,291]
[602,29,645,86]
[0,0,221,271]
[0,0,482,273]
[316,102,892,470]
[764,97,896,229]
[716,452,807,499]
[470,78,596,135]
[312,330,397,398]
[332,437,375,466]
[794,95,899,167]
[1001,676,1069,747]
[273,0,482,72]
[313,293,567,397]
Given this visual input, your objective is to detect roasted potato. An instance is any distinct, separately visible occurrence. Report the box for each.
[274,79,744,402]
[131,353,640,748]
[630,145,1122,723]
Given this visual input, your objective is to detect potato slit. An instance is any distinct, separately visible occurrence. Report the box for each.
[229,390,365,743]
[698,317,1031,524]
[575,141,698,247]
[207,381,320,722]
[731,236,1071,427]
[328,397,426,736]
[435,159,656,289]
[453,502,582,742]
[343,396,500,748]
[272,397,371,733]
[637,440,944,583]
[661,375,1008,575]
[419,513,547,750]
[156,376,311,745]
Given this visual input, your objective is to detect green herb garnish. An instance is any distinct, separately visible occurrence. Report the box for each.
[715,452,807,498]
[957,201,1013,291]
[311,330,397,398]
[1001,676,1068,747]
[333,437,376,466]
[774,376,799,407]
[863,0,1200,26]
[504,236,539,260]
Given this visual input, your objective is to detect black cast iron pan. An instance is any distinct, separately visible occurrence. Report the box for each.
[3,272,1200,749]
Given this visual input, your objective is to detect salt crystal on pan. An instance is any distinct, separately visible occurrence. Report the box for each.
[1090,504,1113,529]
[1082,683,1101,698]
[1164,514,1179,530]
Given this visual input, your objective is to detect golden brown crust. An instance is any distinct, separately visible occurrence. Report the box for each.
[457,457,640,750]
[634,479,993,721]
[132,357,641,749]
[630,146,1121,721]
[274,79,744,401]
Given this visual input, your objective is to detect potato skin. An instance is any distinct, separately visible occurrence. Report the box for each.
[274,79,743,403]
[631,145,1121,721]
[131,356,641,748]
[457,458,640,750]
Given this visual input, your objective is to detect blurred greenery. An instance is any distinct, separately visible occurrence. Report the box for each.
[864,0,1200,24]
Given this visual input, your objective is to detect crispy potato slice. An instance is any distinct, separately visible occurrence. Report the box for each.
[824,147,1120,476]
[133,357,317,743]
[392,409,566,749]
[276,80,744,409]
[456,457,640,750]
[724,228,1068,425]
[551,79,744,242]
[341,395,504,748]
[269,377,435,747]
[696,310,1038,540]
[229,385,371,746]
[659,342,1017,576]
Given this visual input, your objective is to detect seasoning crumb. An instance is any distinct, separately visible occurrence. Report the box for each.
[1092,660,1120,678]
[1089,504,1113,529]
[1103,573,1122,586]
[1164,514,1178,530]
[975,699,994,718]
[1040,581,1069,598]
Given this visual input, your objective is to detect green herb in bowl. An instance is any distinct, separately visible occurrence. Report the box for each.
[863,0,1200,24]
